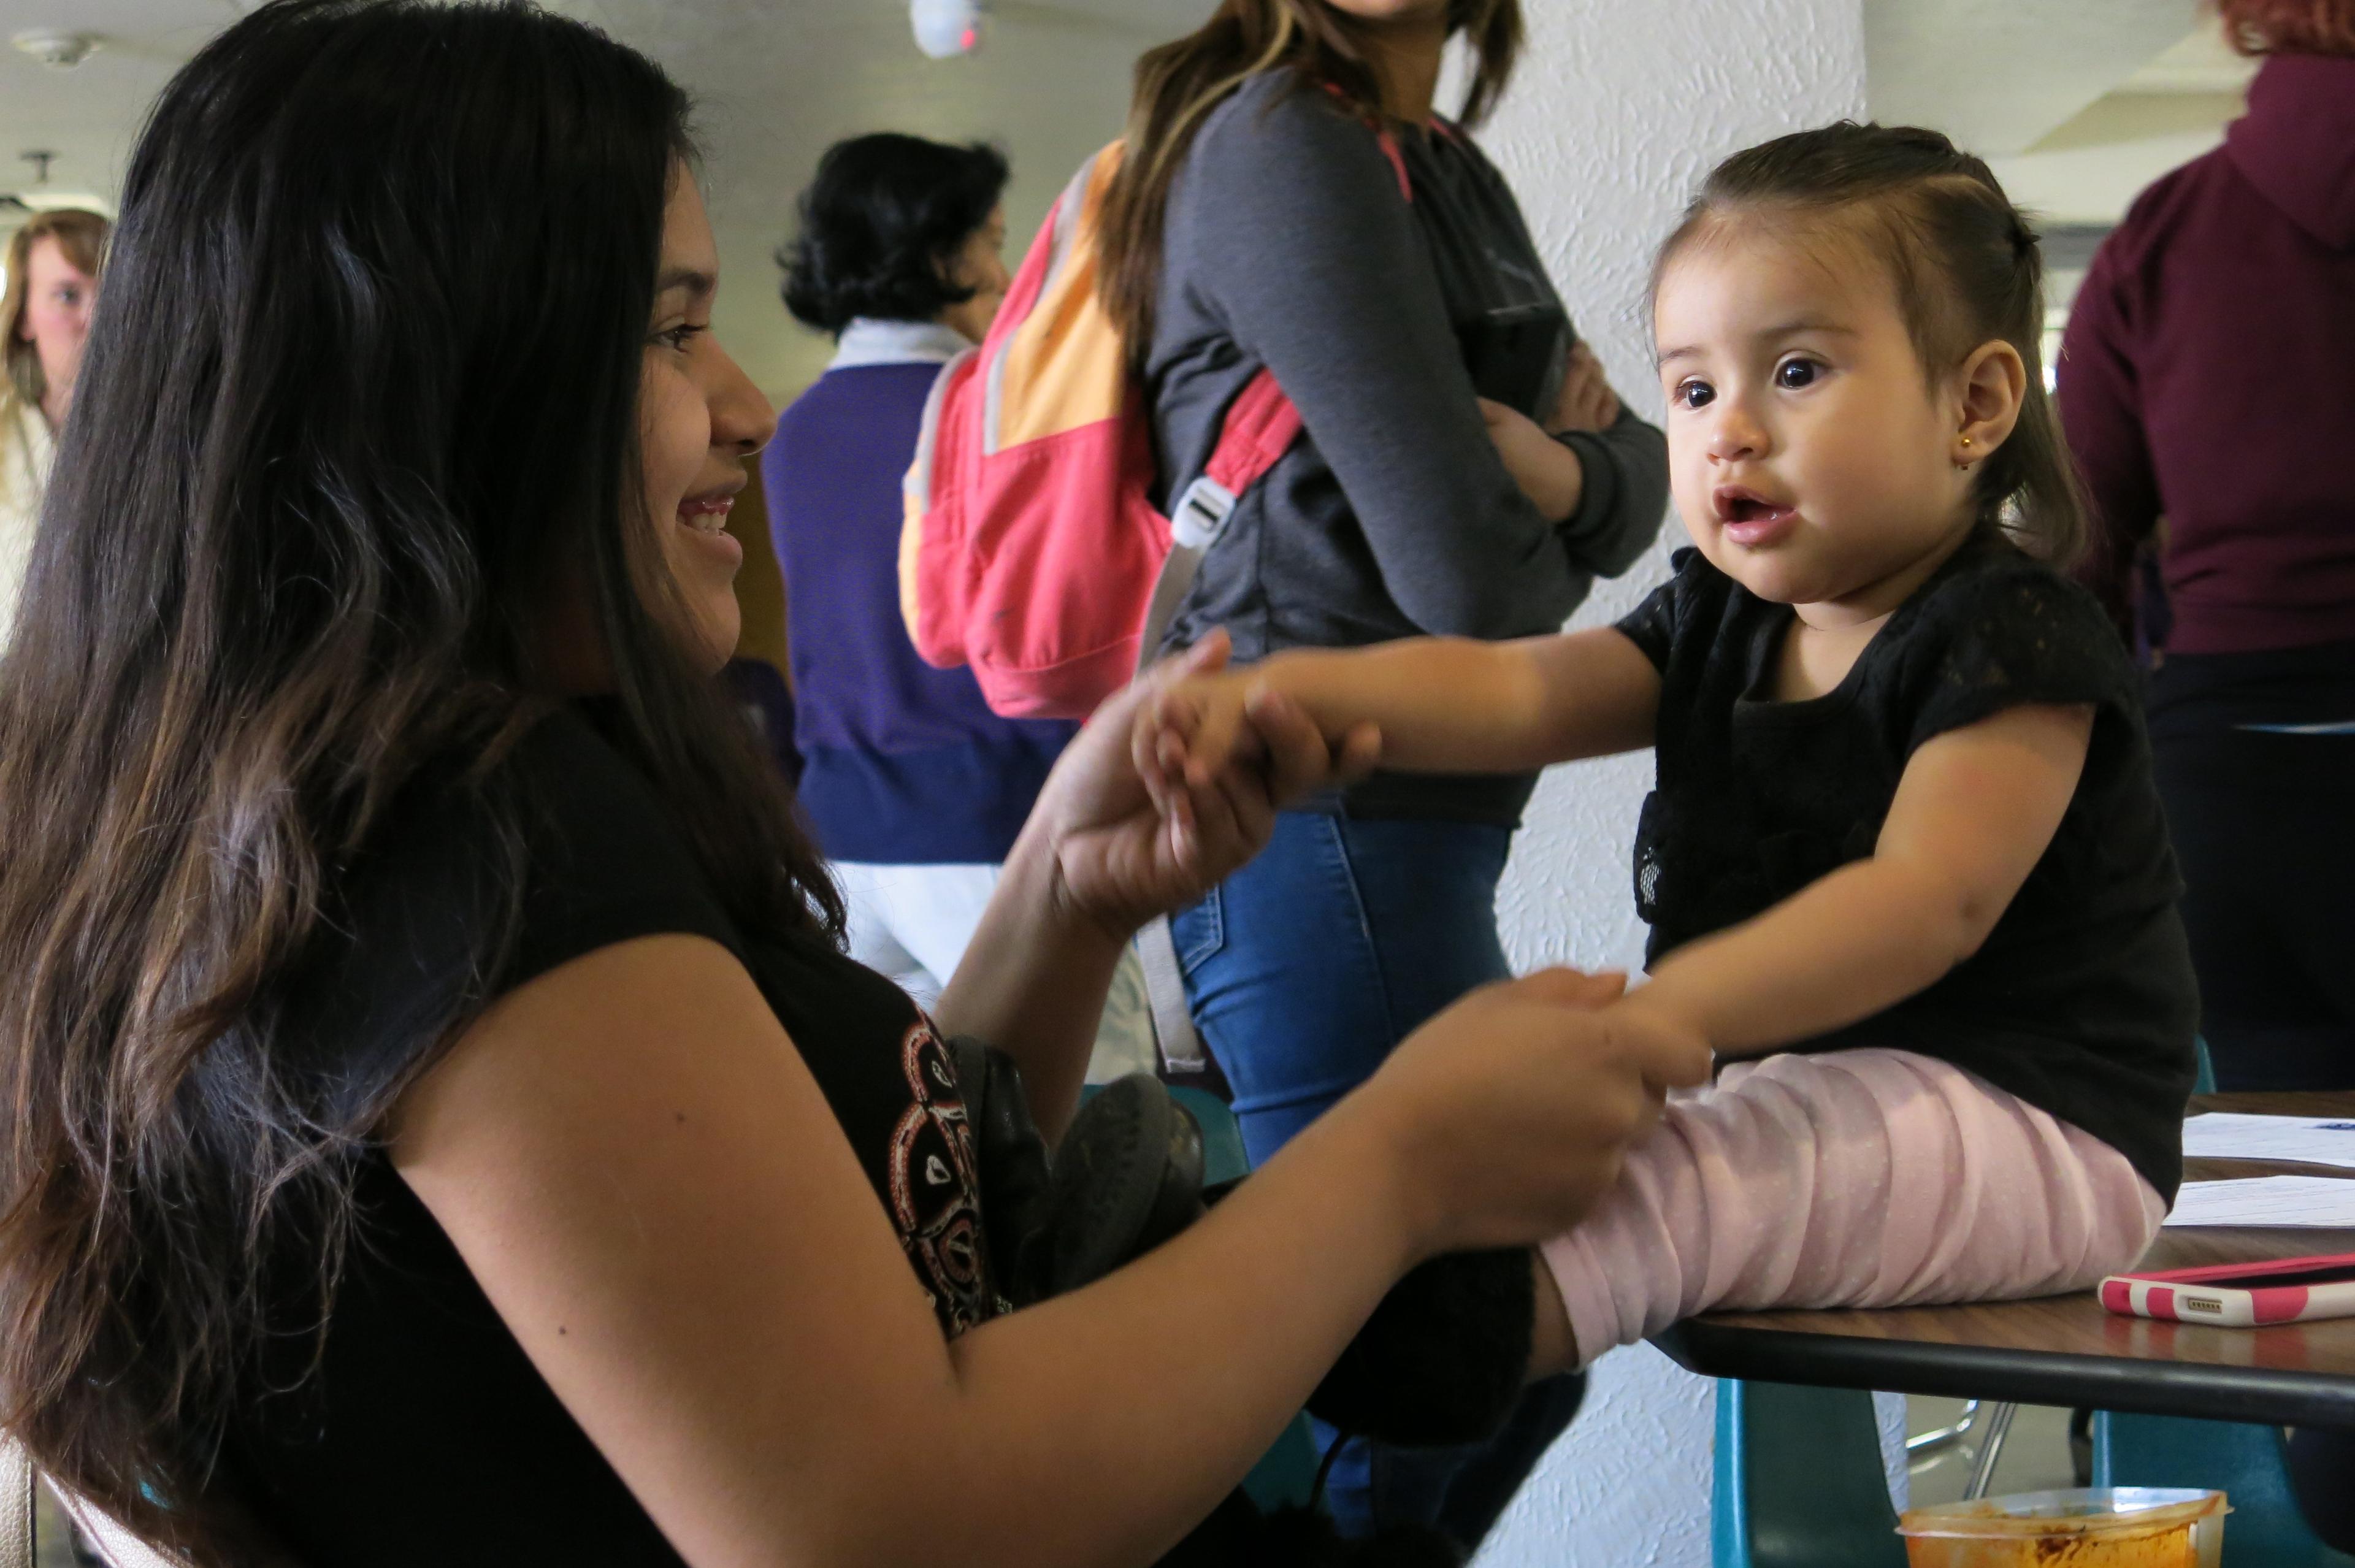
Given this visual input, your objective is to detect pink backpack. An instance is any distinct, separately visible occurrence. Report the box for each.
[900,131,1407,721]
[899,128,1406,1069]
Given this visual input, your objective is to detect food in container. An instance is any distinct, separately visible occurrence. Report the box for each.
[1896,1487,2226,1567]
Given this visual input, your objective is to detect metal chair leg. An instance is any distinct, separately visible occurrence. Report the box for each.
[1962,1402,2020,1501]
[1907,1399,1982,1461]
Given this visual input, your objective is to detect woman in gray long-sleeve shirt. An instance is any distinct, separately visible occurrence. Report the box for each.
[1096,0,1667,1550]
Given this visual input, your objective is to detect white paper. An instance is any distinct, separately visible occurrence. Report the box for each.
[2162,1176,2355,1229]
[2181,1113,2355,1171]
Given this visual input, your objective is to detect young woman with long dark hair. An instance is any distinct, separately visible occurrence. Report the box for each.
[1095,0,1668,1543]
[0,3,1704,1563]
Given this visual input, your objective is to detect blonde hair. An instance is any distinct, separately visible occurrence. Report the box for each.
[3,208,110,408]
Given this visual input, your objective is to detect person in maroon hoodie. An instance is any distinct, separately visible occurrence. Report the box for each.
[2060,0,2355,1087]
[2061,2,2355,1544]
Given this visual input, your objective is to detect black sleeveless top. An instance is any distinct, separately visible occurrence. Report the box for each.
[226,706,1003,1565]
[1616,540,2200,1198]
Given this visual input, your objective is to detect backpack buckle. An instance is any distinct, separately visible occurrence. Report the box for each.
[1170,475,1238,551]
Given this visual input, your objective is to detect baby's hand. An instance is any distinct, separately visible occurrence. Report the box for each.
[1132,671,1262,814]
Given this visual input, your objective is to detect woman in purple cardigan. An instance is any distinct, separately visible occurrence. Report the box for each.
[765,134,1154,1077]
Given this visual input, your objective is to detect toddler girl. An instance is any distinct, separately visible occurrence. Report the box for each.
[1138,122,2198,1372]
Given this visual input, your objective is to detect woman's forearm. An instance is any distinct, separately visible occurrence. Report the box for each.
[929,819,1125,1141]
[919,1099,1420,1568]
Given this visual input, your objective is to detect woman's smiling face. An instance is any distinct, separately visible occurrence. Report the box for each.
[638,171,775,673]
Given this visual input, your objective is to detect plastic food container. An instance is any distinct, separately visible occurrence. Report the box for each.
[1896,1488,2227,1567]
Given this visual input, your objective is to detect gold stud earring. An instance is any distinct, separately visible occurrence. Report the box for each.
[1955,434,1975,472]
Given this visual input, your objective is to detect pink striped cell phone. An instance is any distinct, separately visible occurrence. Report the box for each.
[2101,1253,2355,1326]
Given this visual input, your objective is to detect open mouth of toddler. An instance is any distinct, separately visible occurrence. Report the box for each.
[1712,486,1793,527]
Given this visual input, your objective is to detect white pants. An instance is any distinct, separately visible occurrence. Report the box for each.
[833,860,1158,1084]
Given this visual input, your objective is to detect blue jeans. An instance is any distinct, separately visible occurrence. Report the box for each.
[1170,811,1584,1547]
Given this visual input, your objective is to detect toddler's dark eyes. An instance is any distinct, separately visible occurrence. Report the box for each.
[1675,380,1715,410]
[1775,358,1821,389]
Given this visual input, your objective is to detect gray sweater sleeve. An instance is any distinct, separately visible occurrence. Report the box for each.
[1557,408,1671,579]
[1166,83,1661,638]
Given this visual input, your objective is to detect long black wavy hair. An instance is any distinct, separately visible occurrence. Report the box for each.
[0,0,840,1552]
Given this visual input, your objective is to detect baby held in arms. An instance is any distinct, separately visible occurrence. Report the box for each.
[1138,122,2197,1392]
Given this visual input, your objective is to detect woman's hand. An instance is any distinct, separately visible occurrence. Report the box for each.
[1480,343,1624,522]
[1547,341,1621,433]
[1036,632,1379,940]
[1131,662,1366,815]
[1331,965,1711,1260]
[1480,397,1585,524]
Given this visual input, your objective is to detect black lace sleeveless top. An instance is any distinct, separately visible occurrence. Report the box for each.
[1615,540,2199,1197]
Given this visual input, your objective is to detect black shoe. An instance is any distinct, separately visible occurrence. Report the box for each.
[951,1037,1058,1306]
[952,1050,1211,1306]
[1047,1073,1206,1295]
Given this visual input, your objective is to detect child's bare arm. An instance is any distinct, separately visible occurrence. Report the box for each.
[1616,702,2095,1059]
[1136,629,1660,800]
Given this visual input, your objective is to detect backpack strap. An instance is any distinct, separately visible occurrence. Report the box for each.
[1135,917,1205,1075]
[1133,369,1304,1077]
[2,1438,29,1568]
[1141,369,1300,683]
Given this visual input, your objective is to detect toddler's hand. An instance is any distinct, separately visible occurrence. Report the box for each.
[1601,989,1715,1094]
[1131,669,1260,816]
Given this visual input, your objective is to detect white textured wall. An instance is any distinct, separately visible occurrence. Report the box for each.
[1465,4,1867,1562]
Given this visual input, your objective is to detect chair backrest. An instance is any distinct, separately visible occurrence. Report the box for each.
[2094,1410,2355,1567]
[1714,1380,1908,1568]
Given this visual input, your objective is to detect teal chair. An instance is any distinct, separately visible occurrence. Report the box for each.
[2093,1411,2355,1566]
[1713,1380,1907,1568]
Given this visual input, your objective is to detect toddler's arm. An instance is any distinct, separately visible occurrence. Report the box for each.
[1136,629,1660,798]
[1617,702,2095,1060]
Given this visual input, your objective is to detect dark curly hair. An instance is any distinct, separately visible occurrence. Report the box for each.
[778,133,1009,335]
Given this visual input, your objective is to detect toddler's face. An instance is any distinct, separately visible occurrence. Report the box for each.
[1652,223,1976,614]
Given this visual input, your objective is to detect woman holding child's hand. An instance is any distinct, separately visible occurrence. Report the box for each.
[0,7,1711,1565]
